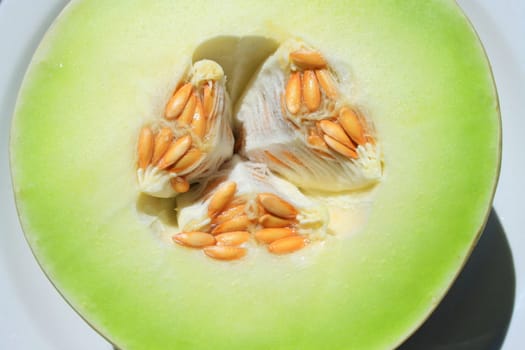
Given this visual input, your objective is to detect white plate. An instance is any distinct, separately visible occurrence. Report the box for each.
[0,1,523,349]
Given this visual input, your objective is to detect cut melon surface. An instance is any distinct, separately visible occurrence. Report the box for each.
[10,0,500,349]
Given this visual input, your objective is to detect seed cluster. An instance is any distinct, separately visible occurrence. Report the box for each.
[165,82,213,137]
[284,50,374,159]
[137,126,195,193]
[172,181,308,260]
[137,78,221,194]
[285,51,334,114]
[310,107,372,159]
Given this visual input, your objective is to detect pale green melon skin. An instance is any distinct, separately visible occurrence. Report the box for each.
[10,0,500,349]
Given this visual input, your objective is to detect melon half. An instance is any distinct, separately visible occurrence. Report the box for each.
[10,0,500,349]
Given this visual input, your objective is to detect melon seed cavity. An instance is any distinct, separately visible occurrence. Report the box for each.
[135,38,383,261]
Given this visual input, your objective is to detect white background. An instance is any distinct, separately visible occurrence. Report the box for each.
[0,1,523,349]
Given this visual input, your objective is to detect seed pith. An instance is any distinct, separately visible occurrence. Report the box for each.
[339,107,366,145]
[215,231,250,246]
[208,181,237,218]
[264,150,290,168]
[268,236,307,254]
[285,72,301,114]
[157,135,192,170]
[323,135,358,159]
[204,246,247,261]
[290,50,327,69]
[172,231,216,248]
[254,228,295,244]
[257,193,298,219]
[302,70,321,112]
[151,127,174,165]
[211,215,251,235]
[319,120,354,149]
[165,83,193,120]
[282,151,305,166]
[137,127,154,169]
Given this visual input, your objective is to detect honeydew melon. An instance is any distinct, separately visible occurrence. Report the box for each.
[10,0,500,349]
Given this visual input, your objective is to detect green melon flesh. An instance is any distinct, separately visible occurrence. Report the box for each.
[10,1,500,349]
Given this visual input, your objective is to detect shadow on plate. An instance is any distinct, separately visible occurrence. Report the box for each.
[398,209,515,350]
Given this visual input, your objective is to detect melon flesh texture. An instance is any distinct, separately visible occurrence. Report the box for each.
[10,1,500,349]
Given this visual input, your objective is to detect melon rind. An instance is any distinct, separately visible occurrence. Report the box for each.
[10,1,500,349]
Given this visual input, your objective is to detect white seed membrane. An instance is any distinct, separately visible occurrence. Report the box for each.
[137,164,174,198]
[137,60,234,198]
[236,39,383,191]
[177,156,329,240]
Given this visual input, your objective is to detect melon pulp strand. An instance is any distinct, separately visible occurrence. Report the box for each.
[176,156,329,241]
[236,39,383,192]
